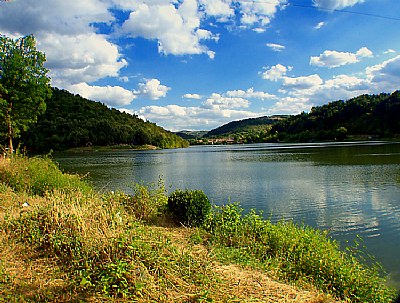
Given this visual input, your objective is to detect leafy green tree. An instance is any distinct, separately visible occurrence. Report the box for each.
[0,34,51,153]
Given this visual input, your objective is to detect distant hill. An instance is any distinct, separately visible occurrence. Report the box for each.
[204,115,287,138]
[175,130,208,140]
[271,91,400,142]
[23,87,189,152]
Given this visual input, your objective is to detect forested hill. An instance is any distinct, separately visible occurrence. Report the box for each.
[204,115,287,138]
[271,91,400,142]
[24,88,189,152]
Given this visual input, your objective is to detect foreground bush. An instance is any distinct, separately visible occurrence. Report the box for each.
[0,155,91,195]
[168,189,211,227]
[203,203,396,303]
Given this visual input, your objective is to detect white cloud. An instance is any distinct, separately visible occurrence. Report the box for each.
[120,1,217,58]
[261,64,292,81]
[310,47,373,68]
[312,0,365,10]
[199,0,234,18]
[39,33,127,86]
[384,49,396,54]
[266,43,286,52]
[134,79,171,100]
[366,55,400,92]
[202,93,250,110]
[356,47,373,58]
[238,0,286,27]
[225,88,276,100]
[283,74,323,90]
[267,96,312,115]
[183,93,202,99]
[68,82,136,106]
[314,21,326,29]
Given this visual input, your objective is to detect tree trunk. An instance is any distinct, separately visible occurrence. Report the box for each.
[5,104,14,154]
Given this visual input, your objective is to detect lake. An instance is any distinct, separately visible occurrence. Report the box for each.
[54,141,400,287]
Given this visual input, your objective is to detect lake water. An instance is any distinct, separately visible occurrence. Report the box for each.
[54,141,400,287]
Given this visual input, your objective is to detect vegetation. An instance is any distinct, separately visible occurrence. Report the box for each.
[271,91,400,142]
[183,91,400,145]
[0,34,52,153]
[204,115,285,139]
[21,87,188,152]
[168,189,211,227]
[0,155,396,302]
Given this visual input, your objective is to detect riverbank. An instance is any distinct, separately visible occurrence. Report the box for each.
[0,156,396,302]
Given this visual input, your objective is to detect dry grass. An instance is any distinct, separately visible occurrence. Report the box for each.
[0,193,341,302]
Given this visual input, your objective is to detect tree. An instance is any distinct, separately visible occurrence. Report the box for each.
[0,34,51,153]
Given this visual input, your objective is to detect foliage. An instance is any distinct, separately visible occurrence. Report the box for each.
[21,87,188,152]
[0,155,91,195]
[204,115,286,138]
[168,189,211,227]
[203,203,396,303]
[0,34,52,153]
[104,180,168,222]
[271,91,400,142]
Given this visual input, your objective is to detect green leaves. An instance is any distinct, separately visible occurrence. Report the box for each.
[0,34,51,152]
[168,189,211,227]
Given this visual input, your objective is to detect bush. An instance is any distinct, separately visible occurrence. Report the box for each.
[0,155,91,195]
[168,189,211,227]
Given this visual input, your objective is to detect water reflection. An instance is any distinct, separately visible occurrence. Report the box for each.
[55,142,400,285]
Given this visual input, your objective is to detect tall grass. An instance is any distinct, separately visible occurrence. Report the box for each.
[202,203,396,302]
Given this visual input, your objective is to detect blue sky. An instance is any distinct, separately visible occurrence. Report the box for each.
[1,0,400,131]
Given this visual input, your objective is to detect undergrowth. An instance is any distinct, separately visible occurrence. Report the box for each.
[0,155,397,302]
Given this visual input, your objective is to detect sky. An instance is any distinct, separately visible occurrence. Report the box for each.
[1,0,400,131]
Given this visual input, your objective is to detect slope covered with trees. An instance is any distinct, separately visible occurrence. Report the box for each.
[22,88,188,152]
[271,91,400,142]
[204,115,286,138]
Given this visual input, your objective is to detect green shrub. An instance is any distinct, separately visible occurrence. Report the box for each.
[168,189,211,227]
[0,155,91,195]
[104,180,168,223]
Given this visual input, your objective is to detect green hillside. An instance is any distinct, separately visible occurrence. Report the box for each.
[272,91,400,142]
[204,115,287,138]
[22,88,188,152]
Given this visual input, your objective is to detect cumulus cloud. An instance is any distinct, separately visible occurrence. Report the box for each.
[282,74,323,90]
[266,43,286,52]
[310,47,373,68]
[68,83,136,106]
[225,88,276,100]
[261,64,292,81]
[238,0,287,27]
[202,93,250,110]
[266,96,312,115]
[39,33,128,85]
[134,79,171,100]
[120,1,217,58]
[199,0,234,19]
[183,93,202,99]
[312,0,365,10]
[366,55,400,92]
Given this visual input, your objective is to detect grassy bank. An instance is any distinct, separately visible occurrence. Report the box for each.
[0,156,396,302]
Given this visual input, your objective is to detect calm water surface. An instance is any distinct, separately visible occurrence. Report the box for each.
[55,142,400,286]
